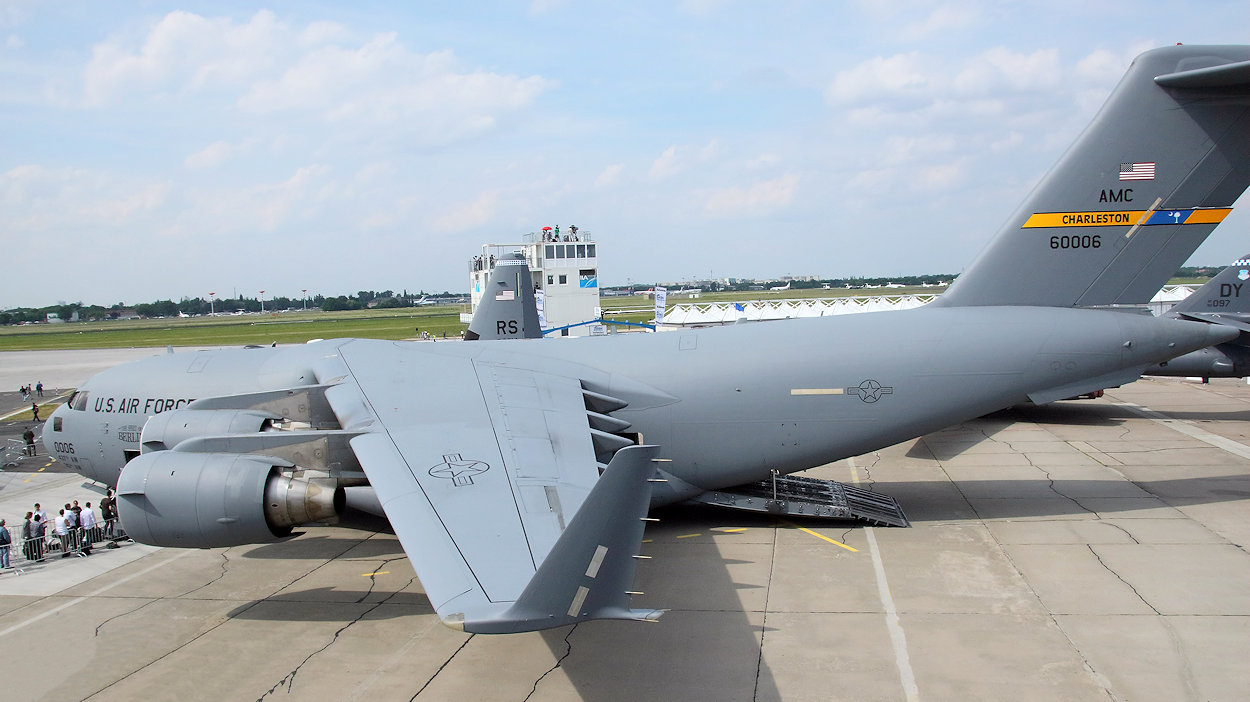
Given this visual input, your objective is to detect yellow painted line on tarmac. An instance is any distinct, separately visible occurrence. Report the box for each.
[782,519,858,552]
[675,533,702,539]
[361,571,390,577]
[717,527,748,533]
[641,539,653,543]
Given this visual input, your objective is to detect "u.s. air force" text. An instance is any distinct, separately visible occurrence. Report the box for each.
[93,397,196,414]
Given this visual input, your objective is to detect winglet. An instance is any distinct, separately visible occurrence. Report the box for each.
[457,445,665,633]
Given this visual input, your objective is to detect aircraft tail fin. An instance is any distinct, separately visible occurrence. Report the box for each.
[936,45,1250,309]
[465,252,543,340]
[1165,253,1250,325]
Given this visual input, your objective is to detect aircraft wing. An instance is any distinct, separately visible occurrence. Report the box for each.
[322,341,664,633]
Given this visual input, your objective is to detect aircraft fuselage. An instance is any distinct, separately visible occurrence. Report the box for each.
[45,305,1233,505]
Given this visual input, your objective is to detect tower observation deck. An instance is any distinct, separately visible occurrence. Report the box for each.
[468,227,600,337]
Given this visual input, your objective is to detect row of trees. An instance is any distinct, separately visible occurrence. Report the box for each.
[0,290,463,325]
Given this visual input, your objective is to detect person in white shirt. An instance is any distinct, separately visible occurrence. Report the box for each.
[54,509,70,557]
[79,503,98,554]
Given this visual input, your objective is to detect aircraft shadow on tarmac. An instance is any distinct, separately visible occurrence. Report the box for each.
[225,587,435,621]
[536,504,784,701]
[241,533,405,560]
[995,401,1250,424]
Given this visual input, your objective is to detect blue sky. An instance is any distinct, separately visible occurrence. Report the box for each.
[1,1,1247,308]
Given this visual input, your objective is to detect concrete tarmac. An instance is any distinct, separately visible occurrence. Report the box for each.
[0,360,1247,700]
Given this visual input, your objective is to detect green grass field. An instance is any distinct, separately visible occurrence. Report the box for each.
[0,307,472,351]
[0,279,1208,352]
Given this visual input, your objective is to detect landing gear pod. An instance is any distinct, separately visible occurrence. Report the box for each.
[140,409,278,452]
[116,452,344,548]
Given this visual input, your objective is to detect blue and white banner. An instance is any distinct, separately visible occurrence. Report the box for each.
[654,286,667,326]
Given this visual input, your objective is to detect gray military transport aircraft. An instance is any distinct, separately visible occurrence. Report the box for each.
[44,45,1250,634]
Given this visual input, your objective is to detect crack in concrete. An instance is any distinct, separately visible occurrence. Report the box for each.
[178,549,232,598]
[838,527,855,545]
[93,550,234,638]
[253,545,415,700]
[411,631,474,700]
[1032,460,1095,516]
[83,534,378,701]
[256,567,418,700]
[1086,545,1160,615]
[523,625,577,701]
[356,556,405,604]
[93,598,159,638]
[1101,521,1141,545]
[751,522,778,702]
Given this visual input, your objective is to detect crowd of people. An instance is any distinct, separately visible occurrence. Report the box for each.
[0,491,121,569]
[541,224,580,242]
[18,382,43,401]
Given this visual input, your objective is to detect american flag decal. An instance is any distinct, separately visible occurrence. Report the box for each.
[1119,162,1155,181]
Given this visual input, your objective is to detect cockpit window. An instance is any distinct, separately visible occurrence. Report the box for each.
[68,391,89,411]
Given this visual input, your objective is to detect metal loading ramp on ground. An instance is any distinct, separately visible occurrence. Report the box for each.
[685,473,910,527]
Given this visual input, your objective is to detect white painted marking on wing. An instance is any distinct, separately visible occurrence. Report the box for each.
[586,545,608,578]
[567,585,590,617]
[1117,401,1250,460]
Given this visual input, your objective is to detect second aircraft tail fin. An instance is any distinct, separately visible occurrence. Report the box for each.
[465,252,543,341]
[1166,253,1250,327]
[936,45,1250,309]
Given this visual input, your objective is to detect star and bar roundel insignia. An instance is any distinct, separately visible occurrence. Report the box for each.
[429,453,490,486]
[846,379,893,403]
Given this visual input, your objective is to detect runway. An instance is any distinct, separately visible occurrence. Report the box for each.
[0,354,1247,700]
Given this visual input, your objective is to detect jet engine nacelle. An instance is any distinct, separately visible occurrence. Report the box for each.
[116,452,345,548]
[140,409,278,452]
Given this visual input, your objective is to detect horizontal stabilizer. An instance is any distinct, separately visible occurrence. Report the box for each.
[1175,312,1250,333]
[1155,58,1250,89]
[1027,368,1146,406]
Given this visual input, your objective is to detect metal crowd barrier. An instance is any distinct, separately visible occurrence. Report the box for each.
[1,518,129,571]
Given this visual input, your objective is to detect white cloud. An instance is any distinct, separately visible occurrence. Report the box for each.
[595,163,624,187]
[432,190,498,232]
[704,173,799,217]
[81,10,553,142]
[83,10,288,106]
[649,140,720,180]
[185,140,231,169]
[0,164,169,230]
[5,33,22,49]
[649,146,682,180]
[952,48,1060,93]
[528,0,570,14]
[826,52,928,104]
[829,47,1064,109]
[899,5,980,40]
[298,21,349,47]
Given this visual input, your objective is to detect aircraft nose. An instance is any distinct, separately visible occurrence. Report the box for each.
[41,404,66,453]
